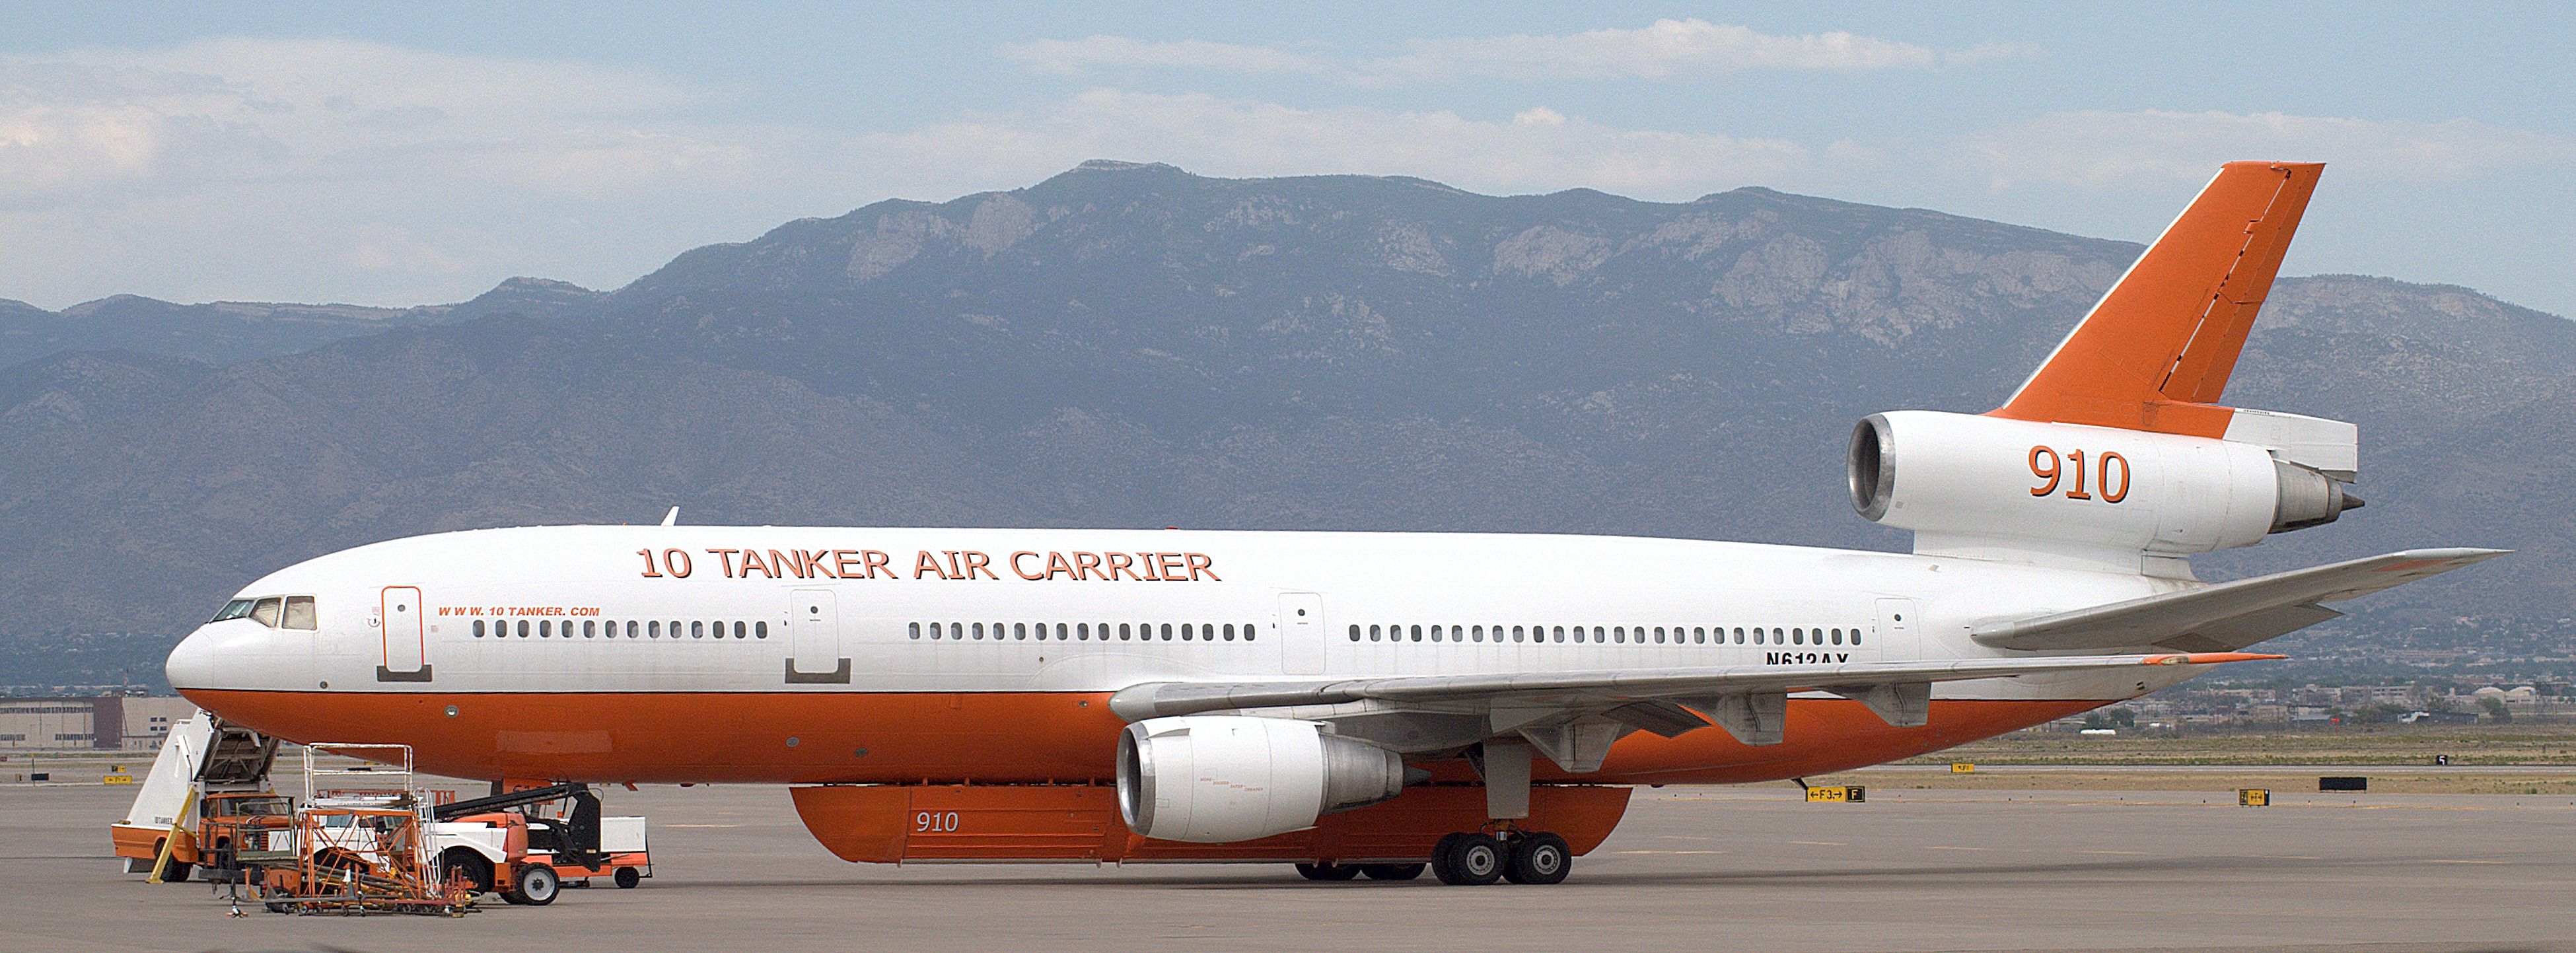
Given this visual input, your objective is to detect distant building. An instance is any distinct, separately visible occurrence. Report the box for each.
[0,697,196,750]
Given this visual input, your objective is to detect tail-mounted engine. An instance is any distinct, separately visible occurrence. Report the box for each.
[1118,715,1407,843]
[1849,409,2361,569]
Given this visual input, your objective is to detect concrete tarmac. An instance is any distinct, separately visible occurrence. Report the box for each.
[5,783,2569,952]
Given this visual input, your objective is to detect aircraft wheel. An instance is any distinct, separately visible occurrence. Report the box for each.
[513,864,560,905]
[1433,833,1505,886]
[1360,863,1425,881]
[1294,862,1361,881]
[1504,832,1571,885]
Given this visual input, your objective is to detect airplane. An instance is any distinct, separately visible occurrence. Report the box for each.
[164,161,2501,886]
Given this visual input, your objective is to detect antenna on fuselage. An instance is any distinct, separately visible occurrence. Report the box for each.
[660,507,679,527]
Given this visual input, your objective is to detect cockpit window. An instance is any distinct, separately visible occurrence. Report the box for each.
[281,596,317,630]
[250,598,283,627]
[211,600,257,623]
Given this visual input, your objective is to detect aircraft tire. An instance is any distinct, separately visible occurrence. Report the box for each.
[1504,832,1571,885]
[1359,863,1425,880]
[1294,862,1361,881]
[1433,833,1504,886]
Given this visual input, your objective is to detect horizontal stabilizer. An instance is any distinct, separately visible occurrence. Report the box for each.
[1972,547,2507,652]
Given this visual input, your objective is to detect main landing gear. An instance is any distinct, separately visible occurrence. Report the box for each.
[1431,829,1570,886]
[1293,829,1571,886]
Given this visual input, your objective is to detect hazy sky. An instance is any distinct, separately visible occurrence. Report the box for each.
[5,2,2571,317]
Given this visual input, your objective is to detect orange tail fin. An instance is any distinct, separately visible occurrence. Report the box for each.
[1991,161,2323,437]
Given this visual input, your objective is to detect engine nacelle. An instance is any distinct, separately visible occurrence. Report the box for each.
[1116,715,1407,843]
[1848,410,2361,561]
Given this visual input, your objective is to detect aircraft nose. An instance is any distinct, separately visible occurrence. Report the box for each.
[165,624,223,690]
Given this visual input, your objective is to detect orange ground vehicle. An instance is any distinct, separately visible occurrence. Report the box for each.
[426,782,652,902]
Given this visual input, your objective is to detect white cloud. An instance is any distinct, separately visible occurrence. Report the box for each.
[997,21,2024,83]
[847,88,1834,201]
[1957,110,2576,189]
[1353,19,2028,83]
[995,36,1332,76]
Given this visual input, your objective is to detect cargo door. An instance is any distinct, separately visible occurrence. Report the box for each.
[1278,592,1325,674]
[787,589,850,684]
[378,586,430,682]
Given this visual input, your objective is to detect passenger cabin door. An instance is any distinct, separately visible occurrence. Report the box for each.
[787,589,850,684]
[377,586,431,682]
[1279,592,1325,675]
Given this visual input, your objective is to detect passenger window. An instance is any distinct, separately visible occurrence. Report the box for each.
[1160,623,1173,641]
[1851,627,1863,645]
[692,621,704,639]
[1244,621,1255,641]
[1119,623,1131,641]
[1181,623,1194,641]
[1693,626,1705,644]
[518,620,530,638]
[1831,628,1843,645]
[1077,623,1090,641]
[1654,626,1666,644]
[250,598,283,627]
[1410,625,1423,643]
[627,620,639,639]
[1225,623,1238,641]
[1015,623,1028,641]
[281,596,317,630]
[649,621,661,639]
[473,620,486,638]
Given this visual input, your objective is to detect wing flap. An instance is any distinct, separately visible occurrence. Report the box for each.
[1972,547,2506,652]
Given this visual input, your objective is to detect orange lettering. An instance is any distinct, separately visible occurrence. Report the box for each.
[863,550,892,579]
[1009,551,1046,580]
[1156,552,1187,581]
[1138,553,1161,581]
[1073,551,1102,580]
[707,548,741,577]
[637,549,663,578]
[961,551,997,580]
[1104,552,1141,581]
[914,550,950,580]
[770,549,806,579]
[1184,552,1218,581]
[1046,551,1077,580]
[832,549,864,578]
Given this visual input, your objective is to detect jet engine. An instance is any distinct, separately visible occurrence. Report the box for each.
[1116,715,1408,843]
[1848,410,2361,563]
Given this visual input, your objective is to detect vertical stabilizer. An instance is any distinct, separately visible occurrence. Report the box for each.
[1991,162,2323,437]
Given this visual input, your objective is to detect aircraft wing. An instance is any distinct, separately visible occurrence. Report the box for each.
[1108,651,2278,770]
[1970,547,2507,653]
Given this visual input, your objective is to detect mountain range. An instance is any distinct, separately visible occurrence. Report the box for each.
[4,159,2568,689]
